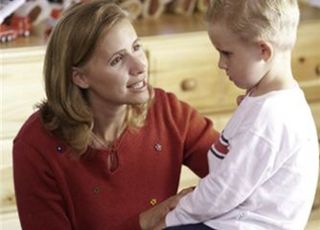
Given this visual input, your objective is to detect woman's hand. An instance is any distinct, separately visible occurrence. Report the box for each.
[139,187,194,230]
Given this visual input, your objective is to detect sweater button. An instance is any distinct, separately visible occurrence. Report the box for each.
[154,144,162,152]
[93,186,101,193]
[56,145,64,153]
[149,198,157,206]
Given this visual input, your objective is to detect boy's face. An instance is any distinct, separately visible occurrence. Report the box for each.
[208,23,268,90]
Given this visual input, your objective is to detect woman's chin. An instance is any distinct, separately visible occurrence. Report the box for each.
[130,90,150,105]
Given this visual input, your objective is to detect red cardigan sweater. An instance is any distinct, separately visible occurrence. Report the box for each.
[13,89,219,230]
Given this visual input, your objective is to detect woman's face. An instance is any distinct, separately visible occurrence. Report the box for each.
[73,19,149,108]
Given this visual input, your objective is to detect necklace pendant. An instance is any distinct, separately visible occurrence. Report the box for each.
[108,148,119,172]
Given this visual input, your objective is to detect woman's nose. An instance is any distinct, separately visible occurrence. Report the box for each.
[129,55,146,76]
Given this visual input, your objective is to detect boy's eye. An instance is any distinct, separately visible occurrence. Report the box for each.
[221,51,232,56]
[133,43,142,51]
[110,55,123,66]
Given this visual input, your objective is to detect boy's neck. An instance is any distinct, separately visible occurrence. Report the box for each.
[251,51,296,96]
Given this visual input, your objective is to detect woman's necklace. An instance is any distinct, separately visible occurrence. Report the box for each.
[91,133,113,149]
[90,123,127,172]
[90,122,127,150]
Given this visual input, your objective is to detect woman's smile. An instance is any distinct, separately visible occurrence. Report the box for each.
[127,79,147,91]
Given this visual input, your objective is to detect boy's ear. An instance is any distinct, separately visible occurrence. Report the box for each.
[72,67,89,89]
[258,41,273,62]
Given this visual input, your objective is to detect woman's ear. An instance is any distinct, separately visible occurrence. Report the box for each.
[258,41,273,62]
[72,67,89,89]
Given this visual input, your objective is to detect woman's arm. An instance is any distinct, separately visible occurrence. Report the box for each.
[13,139,72,230]
[139,187,194,230]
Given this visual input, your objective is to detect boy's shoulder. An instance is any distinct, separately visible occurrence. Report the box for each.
[225,87,311,137]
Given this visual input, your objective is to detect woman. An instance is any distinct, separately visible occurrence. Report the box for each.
[13,1,219,229]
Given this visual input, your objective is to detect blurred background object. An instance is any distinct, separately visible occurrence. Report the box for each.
[309,0,320,7]
[168,0,197,15]
[196,0,209,13]
[117,0,142,20]
[0,0,26,42]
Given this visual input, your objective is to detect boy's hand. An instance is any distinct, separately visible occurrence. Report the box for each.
[139,187,194,230]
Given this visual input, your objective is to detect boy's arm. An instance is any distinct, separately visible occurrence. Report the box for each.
[166,131,276,225]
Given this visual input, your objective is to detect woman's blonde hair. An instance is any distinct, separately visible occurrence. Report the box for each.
[206,0,300,50]
[38,0,152,155]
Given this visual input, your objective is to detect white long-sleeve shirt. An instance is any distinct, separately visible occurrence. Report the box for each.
[166,86,319,230]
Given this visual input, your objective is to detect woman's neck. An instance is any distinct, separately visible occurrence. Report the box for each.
[91,104,128,144]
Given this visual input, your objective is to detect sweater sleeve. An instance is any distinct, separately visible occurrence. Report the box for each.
[182,106,219,178]
[166,131,276,225]
[164,91,219,178]
[13,138,72,230]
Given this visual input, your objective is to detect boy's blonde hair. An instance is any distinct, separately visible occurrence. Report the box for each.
[206,0,300,50]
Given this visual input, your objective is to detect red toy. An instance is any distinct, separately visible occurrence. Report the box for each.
[45,7,62,37]
[10,15,31,37]
[0,23,17,42]
[0,15,31,43]
[0,0,30,43]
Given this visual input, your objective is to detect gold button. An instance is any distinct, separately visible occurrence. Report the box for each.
[150,198,157,206]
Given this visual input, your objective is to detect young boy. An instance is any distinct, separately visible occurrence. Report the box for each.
[152,0,319,229]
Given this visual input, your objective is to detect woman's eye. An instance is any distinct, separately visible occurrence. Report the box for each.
[110,55,123,66]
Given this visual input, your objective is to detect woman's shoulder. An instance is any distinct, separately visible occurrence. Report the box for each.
[151,87,206,125]
[153,87,191,112]
[14,110,48,143]
[153,87,176,100]
[13,110,71,161]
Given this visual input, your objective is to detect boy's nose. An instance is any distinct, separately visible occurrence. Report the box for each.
[218,58,227,70]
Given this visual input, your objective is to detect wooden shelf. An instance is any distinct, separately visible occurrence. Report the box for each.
[0,3,319,50]
[0,12,207,49]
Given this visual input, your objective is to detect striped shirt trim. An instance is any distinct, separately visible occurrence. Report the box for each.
[210,132,230,160]
[220,132,229,145]
[210,147,225,159]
